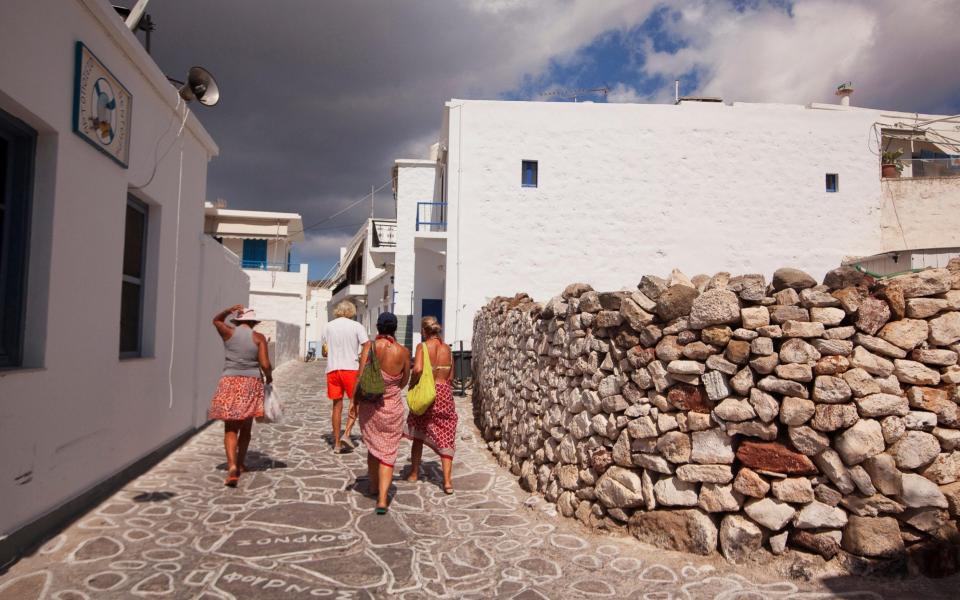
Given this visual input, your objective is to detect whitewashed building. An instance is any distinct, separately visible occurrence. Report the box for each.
[203,205,311,359]
[324,218,398,337]
[0,0,249,562]
[305,285,333,358]
[392,97,960,349]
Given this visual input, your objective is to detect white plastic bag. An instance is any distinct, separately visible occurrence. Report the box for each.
[259,383,284,424]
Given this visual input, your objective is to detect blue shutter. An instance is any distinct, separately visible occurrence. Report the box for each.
[242,239,267,269]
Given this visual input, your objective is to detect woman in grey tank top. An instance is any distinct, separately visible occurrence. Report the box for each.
[209,304,273,486]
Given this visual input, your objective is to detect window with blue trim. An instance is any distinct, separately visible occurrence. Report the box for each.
[0,109,36,368]
[826,173,838,193]
[242,239,268,269]
[522,160,538,187]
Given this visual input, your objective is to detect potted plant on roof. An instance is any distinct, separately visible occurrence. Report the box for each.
[881,149,903,178]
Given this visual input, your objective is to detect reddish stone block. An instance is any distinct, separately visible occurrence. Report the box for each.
[735,440,818,475]
[667,384,713,413]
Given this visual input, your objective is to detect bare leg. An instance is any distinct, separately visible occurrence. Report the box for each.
[331,398,343,451]
[223,420,242,485]
[237,418,253,472]
[366,452,380,496]
[342,397,358,446]
[406,440,423,481]
[441,456,454,492]
[377,462,394,509]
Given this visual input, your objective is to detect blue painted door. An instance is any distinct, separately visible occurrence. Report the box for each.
[422,299,443,325]
[242,239,267,269]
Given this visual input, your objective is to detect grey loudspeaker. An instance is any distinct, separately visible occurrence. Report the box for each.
[178,66,220,107]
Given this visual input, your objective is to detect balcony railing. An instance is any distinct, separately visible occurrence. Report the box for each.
[241,260,300,272]
[416,202,447,232]
[372,219,397,247]
[885,157,960,179]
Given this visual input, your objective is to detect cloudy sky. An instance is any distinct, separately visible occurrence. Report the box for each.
[121,0,960,278]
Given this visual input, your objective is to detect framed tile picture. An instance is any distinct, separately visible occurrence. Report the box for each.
[72,41,132,168]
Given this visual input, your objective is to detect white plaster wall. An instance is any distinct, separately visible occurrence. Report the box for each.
[253,320,300,368]
[880,178,960,251]
[413,248,446,346]
[0,0,249,537]
[443,99,885,347]
[196,238,252,406]
[246,265,308,359]
[394,161,437,320]
[363,223,386,287]
[305,287,331,353]
[361,273,389,338]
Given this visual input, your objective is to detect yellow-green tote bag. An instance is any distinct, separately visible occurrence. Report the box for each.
[407,343,437,415]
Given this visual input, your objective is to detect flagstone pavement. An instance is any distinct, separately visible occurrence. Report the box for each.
[2,360,959,599]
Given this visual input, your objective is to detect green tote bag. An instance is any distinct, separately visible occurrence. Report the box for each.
[358,344,385,400]
[407,343,437,415]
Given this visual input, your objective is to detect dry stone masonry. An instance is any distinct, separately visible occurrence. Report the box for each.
[472,262,960,571]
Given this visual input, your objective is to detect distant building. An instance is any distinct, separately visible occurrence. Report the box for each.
[0,0,248,563]
[392,96,960,349]
[203,205,311,358]
[305,284,333,358]
[322,219,397,338]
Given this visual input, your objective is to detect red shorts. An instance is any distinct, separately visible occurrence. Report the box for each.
[327,369,358,400]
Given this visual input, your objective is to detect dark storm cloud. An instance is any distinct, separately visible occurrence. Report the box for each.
[117,0,960,275]
[116,0,659,272]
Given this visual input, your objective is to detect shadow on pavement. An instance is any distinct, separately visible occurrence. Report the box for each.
[131,491,177,502]
[216,451,288,472]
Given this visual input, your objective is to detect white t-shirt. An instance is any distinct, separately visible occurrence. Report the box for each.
[322,317,369,373]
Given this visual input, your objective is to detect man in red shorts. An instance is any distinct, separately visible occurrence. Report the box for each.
[322,300,370,453]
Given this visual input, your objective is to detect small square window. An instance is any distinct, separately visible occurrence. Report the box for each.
[826,173,838,193]
[522,160,538,187]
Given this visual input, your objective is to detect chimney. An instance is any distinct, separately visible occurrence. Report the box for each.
[836,81,854,106]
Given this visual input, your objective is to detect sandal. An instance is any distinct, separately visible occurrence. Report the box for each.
[375,506,388,515]
[443,486,454,495]
[224,468,240,488]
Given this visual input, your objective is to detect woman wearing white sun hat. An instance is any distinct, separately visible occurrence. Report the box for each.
[210,305,272,487]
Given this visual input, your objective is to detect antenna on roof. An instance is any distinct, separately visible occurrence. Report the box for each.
[541,87,609,102]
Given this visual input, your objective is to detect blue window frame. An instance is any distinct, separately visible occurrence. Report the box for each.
[522,160,538,188]
[120,196,148,357]
[0,109,36,368]
[826,173,838,192]
[242,239,267,269]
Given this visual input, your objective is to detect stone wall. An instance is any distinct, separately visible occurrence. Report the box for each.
[472,263,960,567]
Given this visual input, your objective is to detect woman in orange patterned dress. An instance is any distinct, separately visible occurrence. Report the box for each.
[403,316,458,494]
[210,305,272,486]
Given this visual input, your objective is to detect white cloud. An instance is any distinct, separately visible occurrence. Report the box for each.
[607,82,645,103]
[643,0,960,113]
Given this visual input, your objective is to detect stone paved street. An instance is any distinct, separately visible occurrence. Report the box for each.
[1,361,958,599]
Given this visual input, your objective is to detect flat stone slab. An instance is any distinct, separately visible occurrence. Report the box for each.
[0,361,949,599]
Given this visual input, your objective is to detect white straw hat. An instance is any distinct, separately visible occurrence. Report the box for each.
[233,308,260,323]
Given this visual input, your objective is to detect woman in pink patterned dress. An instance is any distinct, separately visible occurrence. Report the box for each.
[404,316,458,494]
[209,305,272,487]
[357,312,410,514]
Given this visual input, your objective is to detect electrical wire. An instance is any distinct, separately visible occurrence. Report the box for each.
[168,122,187,410]
[132,97,189,191]
[287,178,395,236]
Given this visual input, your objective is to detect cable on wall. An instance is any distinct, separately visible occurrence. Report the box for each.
[168,117,187,410]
